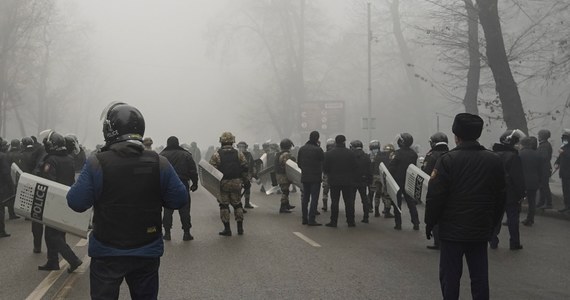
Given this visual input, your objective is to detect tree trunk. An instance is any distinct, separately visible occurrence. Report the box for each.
[389,0,429,136]
[463,0,480,115]
[477,0,528,133]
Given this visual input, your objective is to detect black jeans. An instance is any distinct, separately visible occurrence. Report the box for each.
[439,240,489,300]
[45,226,81,266]
[525,189,538,222]
[490,202,521,247]
[353,185,369,220]
[395,190,419,226]
[0,202,6,234]
[537,173,552,207]
[163,180,191,230]
[562,177,570,209]
[329,186,355,225]
[32,221,43,250]
[90,256,160,300]
[302,182,321,223]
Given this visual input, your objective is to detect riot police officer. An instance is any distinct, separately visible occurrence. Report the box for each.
[275,138,296,213]
[68,102,188,299]
[350,140,372,223]
[209,132,250,236]
[37,130,83,272]
[490,129,526,250]
[422,132,449,250]
[389,133,420,230]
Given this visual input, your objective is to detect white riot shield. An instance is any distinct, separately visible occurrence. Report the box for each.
[285,159,302,188]
[405,164,430,204]
[379,162,402,214]
[258,165,280,195]
[15,172,91,238]
[11,163,23,185]
[198,160,223,200]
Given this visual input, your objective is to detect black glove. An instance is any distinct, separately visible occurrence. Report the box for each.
[190,184,198,192]
[425,225,433,240]
[243,181,251,190]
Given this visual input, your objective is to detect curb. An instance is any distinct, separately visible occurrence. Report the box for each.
[521,193,570,221]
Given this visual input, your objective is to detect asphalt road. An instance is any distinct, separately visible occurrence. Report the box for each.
[1,187,569,299]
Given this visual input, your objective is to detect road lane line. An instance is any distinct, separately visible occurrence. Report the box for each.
[25,239,88,300]
[293,232,321,248]
[25,261,68,300]
[52,255,91,300]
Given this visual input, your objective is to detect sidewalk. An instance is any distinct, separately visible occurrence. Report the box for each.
[521,177,570,221]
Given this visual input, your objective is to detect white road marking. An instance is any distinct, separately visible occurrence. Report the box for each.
[25,261,68,300]
[293,232,321,248]
[52,255,91,300]
[25,239,88,300]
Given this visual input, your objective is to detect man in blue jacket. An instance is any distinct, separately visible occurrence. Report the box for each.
[67,102,187,300]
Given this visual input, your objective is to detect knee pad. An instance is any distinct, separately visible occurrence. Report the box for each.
[233,202,243,209]
[219,204,230,210]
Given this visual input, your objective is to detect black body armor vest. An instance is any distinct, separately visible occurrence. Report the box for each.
[218,148,241,180]
[93,150,162,249]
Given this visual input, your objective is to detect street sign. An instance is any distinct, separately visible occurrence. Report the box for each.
[300,101,345,134]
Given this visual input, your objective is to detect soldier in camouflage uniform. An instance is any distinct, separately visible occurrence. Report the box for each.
[321,138,335,211]
[275,139,296,213]
[237,141,255,210]
[368,141,395,218]
[209,132,250,236]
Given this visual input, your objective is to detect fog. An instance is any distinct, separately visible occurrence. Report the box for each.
[2,0,569,153]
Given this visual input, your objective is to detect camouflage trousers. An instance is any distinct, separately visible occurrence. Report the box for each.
[279,183,291,204]
[369,175,391,210]
[219,179,244,222]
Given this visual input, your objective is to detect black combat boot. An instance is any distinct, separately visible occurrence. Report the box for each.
[244,197,254,209]
[163,229,171,241]
[279,203,291,213]
[237,221,244,235]
[286,200,295,210]
[183,230,194,241]
[219,222,232,236]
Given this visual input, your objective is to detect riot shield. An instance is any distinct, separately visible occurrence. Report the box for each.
[379,162,402,214]
[405,164,430,204]
[15,172,91,238]
[11,162,23,185]
[198,160,223,200]
[285,159,302,188]
[258,165,280,195]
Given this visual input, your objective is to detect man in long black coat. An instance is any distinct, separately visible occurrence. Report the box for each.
[425,113,506,300]
[297,131,324,226]
[323,135,358,227]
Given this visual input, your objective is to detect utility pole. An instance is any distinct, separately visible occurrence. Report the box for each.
[367,2,372,142]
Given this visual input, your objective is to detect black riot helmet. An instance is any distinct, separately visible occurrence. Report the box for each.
[22,137,34,148]
[499,129,526,146]
[350,140,363,150]
[280,138,293,150]
[65,134,80,155]
[10,139,21,150]
[429,132,448,149]
[100,102,145,145]
[397,133,413,148]
[43,131,66,153]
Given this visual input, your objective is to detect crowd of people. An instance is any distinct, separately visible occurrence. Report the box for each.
[0,102,567,299]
